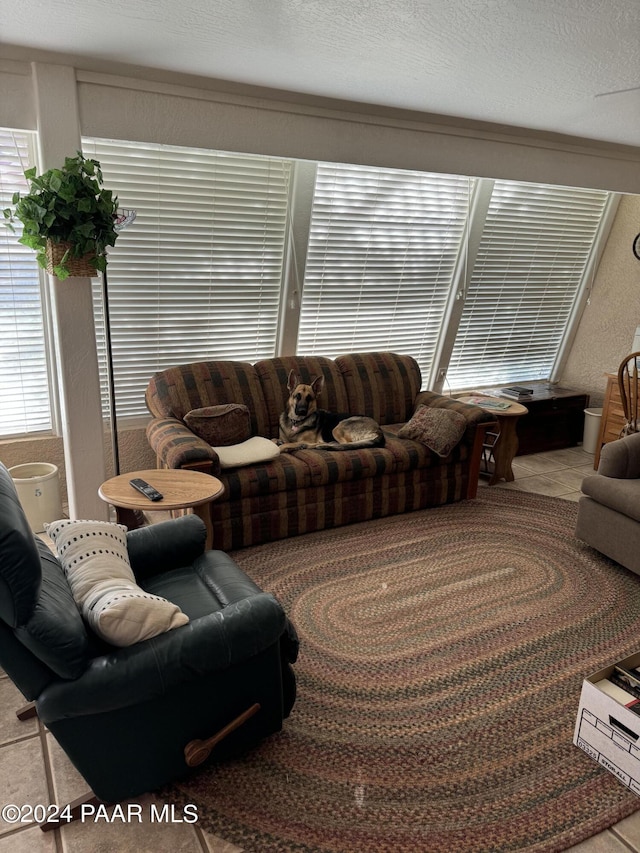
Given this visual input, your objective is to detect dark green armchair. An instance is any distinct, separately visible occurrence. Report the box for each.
[0,462,297,818]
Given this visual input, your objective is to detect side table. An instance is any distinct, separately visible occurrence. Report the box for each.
[99,469,224,550]
[457,395,528,485]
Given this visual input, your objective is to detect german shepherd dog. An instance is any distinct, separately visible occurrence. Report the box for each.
[277,371,385,452]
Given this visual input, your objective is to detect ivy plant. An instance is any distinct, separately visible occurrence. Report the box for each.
[2,151,119,280]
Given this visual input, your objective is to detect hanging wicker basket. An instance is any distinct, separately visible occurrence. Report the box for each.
[45,240,97,278]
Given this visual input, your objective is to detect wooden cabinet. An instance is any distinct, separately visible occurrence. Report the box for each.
[595,374,625,468]
[482,383,589,456]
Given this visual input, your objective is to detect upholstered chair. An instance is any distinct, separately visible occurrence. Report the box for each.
[0,461,297,824]
[576,431,640,575]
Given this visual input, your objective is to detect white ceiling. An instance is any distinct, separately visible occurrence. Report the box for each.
[2,0,640,147]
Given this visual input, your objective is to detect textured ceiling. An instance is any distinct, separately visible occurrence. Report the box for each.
[2,0,640,146]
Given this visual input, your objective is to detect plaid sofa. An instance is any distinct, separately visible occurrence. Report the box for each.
[146,352,494,550]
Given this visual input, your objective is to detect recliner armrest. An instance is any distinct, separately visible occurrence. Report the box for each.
[146,416,221,474]
[598,432,640,479]
[126,515,207,580]
[36,593,286,724]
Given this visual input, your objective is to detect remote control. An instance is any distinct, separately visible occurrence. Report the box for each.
[129,478,164,502]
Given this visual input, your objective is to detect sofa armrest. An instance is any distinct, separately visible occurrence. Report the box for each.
[598,432,640,479]
[146,417,221,474]
[412,391,496,500]
[126,515,207,581]
[413,390,495,439]
[36,593,286,723]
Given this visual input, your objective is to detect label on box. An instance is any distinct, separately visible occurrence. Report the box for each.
[574,683,640,796]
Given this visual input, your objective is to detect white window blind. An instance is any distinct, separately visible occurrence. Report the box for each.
[446,181,609,389]
[82,138,292,419]
[297,163,472,382]
[0,129,52,437]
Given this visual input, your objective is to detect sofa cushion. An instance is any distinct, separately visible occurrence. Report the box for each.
[398,405,467,457]
[184,404,251,446]
[255,356,351,437]
[335,352,422,425]
[146,360,271,437]
[581,475,640,524]
[294,443,397,485]
[220,453,314,502]
[45,519,189,647]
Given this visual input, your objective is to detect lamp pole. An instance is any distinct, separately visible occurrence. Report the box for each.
[101,264,120,476]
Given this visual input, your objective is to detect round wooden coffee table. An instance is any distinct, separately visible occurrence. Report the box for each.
[99,469,224,549]
[457,395,529,484]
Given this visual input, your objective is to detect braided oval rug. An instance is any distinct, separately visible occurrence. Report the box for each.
[163,489,640,852]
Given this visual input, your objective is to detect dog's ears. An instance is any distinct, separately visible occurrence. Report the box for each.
[287,370,300,392]
[287,370,324,396]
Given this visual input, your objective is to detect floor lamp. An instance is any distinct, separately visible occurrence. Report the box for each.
[101,264,120,476]
[102,208,136,477]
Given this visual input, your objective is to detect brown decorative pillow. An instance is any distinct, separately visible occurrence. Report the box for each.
[398,405,467,457]
[184,404,251,446]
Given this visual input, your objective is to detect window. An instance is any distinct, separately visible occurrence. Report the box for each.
[80,141,611,422]
[0,129,52,437]
[299,166,609,390]
[446,180,610,388]
[297,163,472,384]
[83,138,292,419]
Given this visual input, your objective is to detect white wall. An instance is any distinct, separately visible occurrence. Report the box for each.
[2,48,640,193]
[561,194,640,404]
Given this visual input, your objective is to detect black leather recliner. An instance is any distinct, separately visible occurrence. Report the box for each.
[0,461,297,808]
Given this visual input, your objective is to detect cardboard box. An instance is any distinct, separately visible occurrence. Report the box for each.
[574,651,640,795]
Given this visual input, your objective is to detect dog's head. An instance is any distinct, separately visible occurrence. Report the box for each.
[287,371,324,419]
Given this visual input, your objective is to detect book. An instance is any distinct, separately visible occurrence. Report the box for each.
[504,385,534,395]
[500,388,533,401]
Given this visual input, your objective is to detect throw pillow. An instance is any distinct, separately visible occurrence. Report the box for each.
[398,405,467,457]
[45,519,189,647]
[184,404,251,447]
[213,436,281,468]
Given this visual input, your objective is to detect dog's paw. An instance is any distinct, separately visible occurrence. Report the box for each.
[272,438,284,446]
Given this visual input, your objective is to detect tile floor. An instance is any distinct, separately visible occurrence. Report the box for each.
[480,443,597,502]
[2,445,639,852]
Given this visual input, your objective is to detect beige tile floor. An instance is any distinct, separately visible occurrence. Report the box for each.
[481,444,597,502]
[2,445,639,852]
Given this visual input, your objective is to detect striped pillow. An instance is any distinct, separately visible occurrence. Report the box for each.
[45,519,188,647]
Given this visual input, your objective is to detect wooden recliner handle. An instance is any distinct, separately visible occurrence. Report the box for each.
[16,701,38,721]
[184,702,261,767]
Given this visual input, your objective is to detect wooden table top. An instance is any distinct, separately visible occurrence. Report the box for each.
[99,469,224,511]
[457,394,529,417]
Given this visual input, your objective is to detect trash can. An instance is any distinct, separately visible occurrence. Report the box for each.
[582,408,603,455]
[9,463,63,533]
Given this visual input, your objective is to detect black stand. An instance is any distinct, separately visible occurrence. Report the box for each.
[101,265,119,476]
